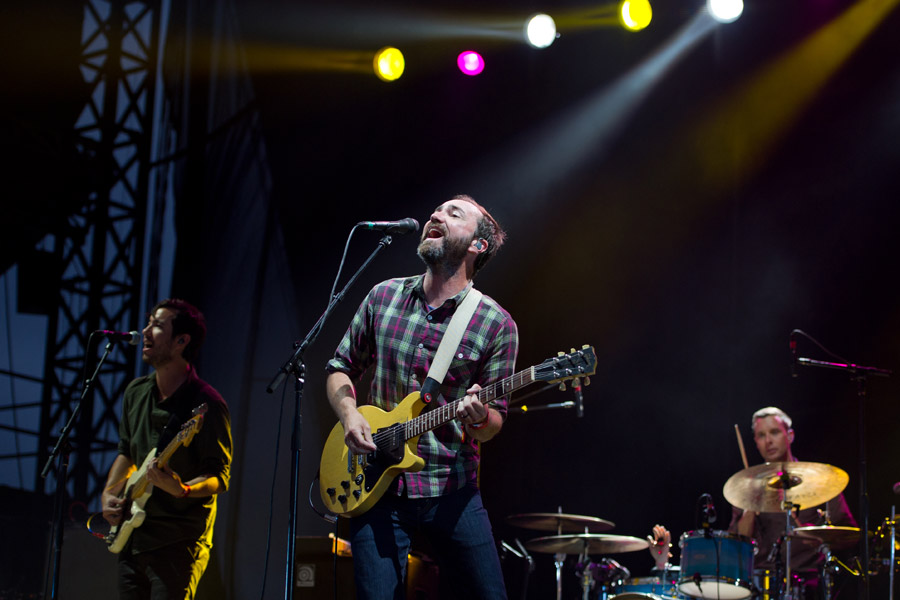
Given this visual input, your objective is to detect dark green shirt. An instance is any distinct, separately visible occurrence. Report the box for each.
[117,367,232,554]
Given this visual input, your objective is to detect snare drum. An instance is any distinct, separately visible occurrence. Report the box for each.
[678,530,756,600]
[613,569,681,600]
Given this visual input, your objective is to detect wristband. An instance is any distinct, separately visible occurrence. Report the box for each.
[180,483,191,498]
[468,416,488,430]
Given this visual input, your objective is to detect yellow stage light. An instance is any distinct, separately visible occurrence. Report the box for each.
[373,47,405,82]
[620,0,652,31]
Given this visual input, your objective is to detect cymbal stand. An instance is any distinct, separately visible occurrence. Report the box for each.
[890,507,896,600]
[554,550,565,600]
[820,542,835,600]
[782,500,798,600]
[578,547,593,600]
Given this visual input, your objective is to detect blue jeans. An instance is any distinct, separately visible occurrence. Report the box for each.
[350,485,508,600]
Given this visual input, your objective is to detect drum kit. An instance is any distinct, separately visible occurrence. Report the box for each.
[508,461,893,600]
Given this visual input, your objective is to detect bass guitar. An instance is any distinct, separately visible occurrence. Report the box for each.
[105,403,207,553]
[319,346,597,517]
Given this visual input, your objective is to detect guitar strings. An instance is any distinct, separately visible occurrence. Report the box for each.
[369,367,536,446]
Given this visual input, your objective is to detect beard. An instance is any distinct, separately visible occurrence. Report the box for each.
[417,234,470,274]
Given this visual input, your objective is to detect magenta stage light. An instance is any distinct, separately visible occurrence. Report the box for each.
[457,51,485,76]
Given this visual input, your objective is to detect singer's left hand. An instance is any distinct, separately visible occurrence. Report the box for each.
[457,384,485,425]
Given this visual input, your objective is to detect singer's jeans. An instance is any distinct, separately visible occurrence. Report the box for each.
[349,484,508,600]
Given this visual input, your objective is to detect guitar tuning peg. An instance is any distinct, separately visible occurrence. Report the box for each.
[558,382,567,392]
[584,376,591,386]
[570,348,576,353]
[557,351,564,357]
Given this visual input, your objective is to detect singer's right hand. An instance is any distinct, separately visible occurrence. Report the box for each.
[342,409,377,455]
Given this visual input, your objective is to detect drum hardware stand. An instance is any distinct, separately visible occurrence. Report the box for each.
[819,545,861,600]
[500,539,534,600]
[576,549,595,600]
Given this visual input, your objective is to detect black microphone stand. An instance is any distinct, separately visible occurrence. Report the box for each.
[266,233,394,600]
[795,354,892,600]
[41,339,119,600]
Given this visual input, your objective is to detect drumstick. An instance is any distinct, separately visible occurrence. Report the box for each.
[734,424,749,469]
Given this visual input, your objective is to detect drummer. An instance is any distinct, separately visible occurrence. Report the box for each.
[728,407,856,577]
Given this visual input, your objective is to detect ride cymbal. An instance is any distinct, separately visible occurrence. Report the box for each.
[723,461,849,513]
[507,512,615,533]
[793,525,865,549]
[525,534,649,555]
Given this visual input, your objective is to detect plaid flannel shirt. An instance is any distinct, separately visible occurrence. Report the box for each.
[326,275,518,498]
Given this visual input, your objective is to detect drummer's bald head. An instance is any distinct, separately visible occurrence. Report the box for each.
[751,406,792,430]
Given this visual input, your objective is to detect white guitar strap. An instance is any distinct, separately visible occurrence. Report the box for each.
[420,287,483,404]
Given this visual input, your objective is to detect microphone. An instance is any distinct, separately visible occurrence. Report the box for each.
[790,330,798,378]
[573,378,584,418]
[706,496,717,524]
[95,330,141,345]
[357,218,420,235]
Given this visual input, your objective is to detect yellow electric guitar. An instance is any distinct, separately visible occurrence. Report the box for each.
[319,346,597,517]
[105,403,207,553]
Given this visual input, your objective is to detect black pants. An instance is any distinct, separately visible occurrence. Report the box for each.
[118,540,210,600]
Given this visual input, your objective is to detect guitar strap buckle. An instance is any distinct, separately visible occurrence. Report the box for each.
[421,377,440,404]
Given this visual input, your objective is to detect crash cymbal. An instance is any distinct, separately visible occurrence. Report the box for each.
[525,534,650,555]
[723,461,849,513]
[793,526,865,549]
[507,513,615,533]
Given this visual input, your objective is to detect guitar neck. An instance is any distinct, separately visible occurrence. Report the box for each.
[156,433,183,469]
[405,366,535,438]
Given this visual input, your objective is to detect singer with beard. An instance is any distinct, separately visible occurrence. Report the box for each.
[325,195,518,599]
[102,299,232,599]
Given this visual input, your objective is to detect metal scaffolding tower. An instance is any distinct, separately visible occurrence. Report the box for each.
[36,0,161,504]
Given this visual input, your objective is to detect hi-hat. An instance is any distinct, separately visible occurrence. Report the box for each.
[507,512,615,533]
[723,462,848,513]
[793,525,865,549]
[525,534,649,555]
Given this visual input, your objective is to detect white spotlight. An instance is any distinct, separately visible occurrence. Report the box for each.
[707,0,743,23]
[525,13,557,48]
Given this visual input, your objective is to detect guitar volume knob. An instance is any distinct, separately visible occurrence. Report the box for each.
[354,474,364,485]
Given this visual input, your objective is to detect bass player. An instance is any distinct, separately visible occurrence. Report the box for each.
[101,299,232,599]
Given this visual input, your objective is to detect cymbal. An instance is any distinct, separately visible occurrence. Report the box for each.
[793,526,865,549]
[507,512,615,533]
[723,462,849,513]
[525,534,650,555]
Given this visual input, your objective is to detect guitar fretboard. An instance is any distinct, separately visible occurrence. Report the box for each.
[403,366,536,439]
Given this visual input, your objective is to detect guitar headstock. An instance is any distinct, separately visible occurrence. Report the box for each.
[534,345,597,385]
[177,403,207,446]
